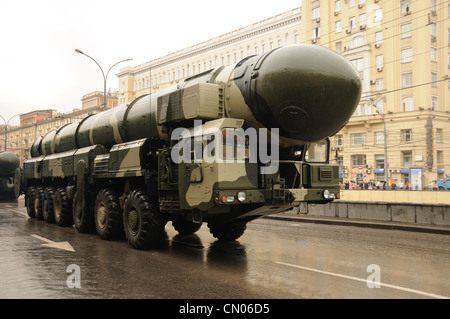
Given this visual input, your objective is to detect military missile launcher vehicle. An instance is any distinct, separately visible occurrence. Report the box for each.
[0,151,20,200]
[17,44,361,249]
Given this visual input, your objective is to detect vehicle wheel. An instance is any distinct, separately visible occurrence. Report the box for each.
[172,219,202,235]
[42,187,55,223]
[123,190,165,249]
[26,186,36,218]
[73,190,95,233]
[34,187,45,220]
[94,188,124,240]
[54,187,73,227]
[207,220,247,241]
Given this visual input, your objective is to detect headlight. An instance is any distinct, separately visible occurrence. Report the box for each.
[237,191,246,202]
[323,189,330,199]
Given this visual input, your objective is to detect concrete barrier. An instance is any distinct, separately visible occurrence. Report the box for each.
[338,190,450,205]
[295,201,450,226]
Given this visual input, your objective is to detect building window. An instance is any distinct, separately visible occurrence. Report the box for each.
[353,35,364,47]
[336,20,342,33]
[349,17,356,29]
[350,57,364,71]
[351,154,366,166]
[375,132,384,144]
[431,47,437,62]
[375,154,385,168]
[312,7,320,20]
[335,134,343,146]
[360,14,366,27]
[349,0,355,8]
[401,23,412,38]
[376,78,384,91]
[401,72,413,88]
[374,8,383,22]
[335,0,341,13]
[351,133,366,145]
[431,22,437,37]
[376,55,384,68]
[312,27,320,40]
[337,156,343,168]
[401,129,412,143]
[336,41,342,53]
[401,0,411,15]
[435,128,443,143]
[432,96,438,110]
[375,31,383,45]
[431,72,438,87]
[401,48,413,63]
[402,97,414,112]
[402,151,413,167]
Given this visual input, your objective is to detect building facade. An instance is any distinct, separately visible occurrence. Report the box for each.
[0,93,111,165]
[81,90,118,110]
[301,0,450,188]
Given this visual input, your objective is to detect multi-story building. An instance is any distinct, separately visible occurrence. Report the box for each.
[118,1,449,189]
[301,0,449,188]
[0,92,113,165]
[81,90,118,110]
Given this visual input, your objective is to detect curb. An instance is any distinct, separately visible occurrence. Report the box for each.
[263,213,450,235]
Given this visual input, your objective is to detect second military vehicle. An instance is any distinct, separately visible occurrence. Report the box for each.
[0,151,20,200]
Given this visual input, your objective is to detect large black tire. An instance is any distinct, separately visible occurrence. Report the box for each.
[123,190,165,250]
[73,190,95,234]
[26,186,36,218]
[94,188,124,240]
[207,220,247,242]
[34,187,45,220]
[54,188,73,227]
[42,187,55,223]
[172,219,202,235]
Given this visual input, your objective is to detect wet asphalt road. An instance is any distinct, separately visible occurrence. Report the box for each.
[1,197,450,299]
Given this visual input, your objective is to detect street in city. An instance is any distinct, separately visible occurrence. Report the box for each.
[1,197,449,300]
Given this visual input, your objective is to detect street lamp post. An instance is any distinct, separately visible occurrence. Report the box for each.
[0,114,21,151]
[75,49,133,109]
[371,98,389,186]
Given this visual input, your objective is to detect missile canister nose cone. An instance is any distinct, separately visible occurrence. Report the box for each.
[243,44,361,143]
[0,151,20,176]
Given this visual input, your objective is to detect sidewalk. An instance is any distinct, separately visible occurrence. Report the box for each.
[264,211,450,235]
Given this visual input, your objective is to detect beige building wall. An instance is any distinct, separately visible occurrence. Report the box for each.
[302,0,449,188]
[1,106,105,165]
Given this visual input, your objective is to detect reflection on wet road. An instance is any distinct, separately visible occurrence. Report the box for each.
[1,197,449,299]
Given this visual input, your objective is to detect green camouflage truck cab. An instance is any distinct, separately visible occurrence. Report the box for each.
[17,45,361,249]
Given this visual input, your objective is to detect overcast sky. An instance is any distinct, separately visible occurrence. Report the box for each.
[0,0,300,125]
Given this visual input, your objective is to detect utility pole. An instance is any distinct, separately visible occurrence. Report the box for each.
[371,97,389,185]
[75,49,133,109]
[0,114,21,151]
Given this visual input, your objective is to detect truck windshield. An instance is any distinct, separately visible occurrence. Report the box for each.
[304,139,329,163]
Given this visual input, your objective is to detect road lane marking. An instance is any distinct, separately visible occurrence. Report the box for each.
[274,261,449,299]
[31,234,75,252]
